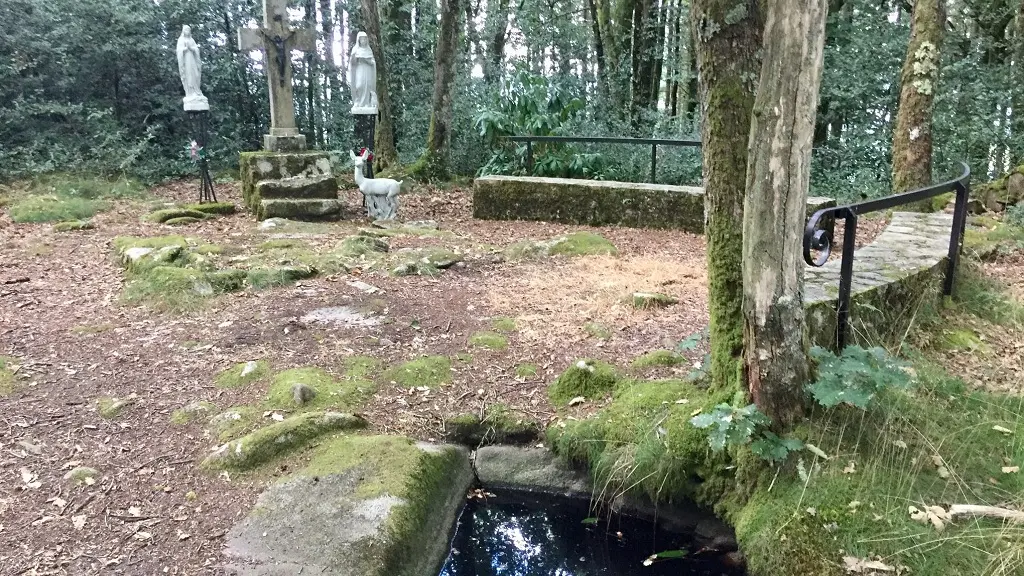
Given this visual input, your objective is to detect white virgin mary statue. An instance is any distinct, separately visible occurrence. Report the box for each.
[349,31,378,115]
[177,25,209,111]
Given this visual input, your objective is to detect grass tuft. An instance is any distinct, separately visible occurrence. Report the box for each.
[469,331,508,350]
[384,356,452,388]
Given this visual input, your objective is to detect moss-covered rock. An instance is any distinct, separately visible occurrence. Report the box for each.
[258,198,344,221]
[164,216,203,226]
[239,150,334,213]
[53,219,94,232]
[245,265,318,289]
[63,466,100,486]
[443,404,540,446]
[632,349,686,369]
[96,395,135,419]
[171,401,217,425]
[548,359,620,405]
[629,291,678,309]
[338,235,390,257]
[122,266,243,309]
[383,356,452,388]
[224,435,473,576]
[209,406,263,442]
[505,232,617,260]
[584,322,613,340]
[468,331,508,350]
[200,411,368,471]
[390,247,462,276]
[182,202,236,215]
[144,207,211,224]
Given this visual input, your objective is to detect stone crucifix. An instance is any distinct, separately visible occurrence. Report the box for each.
[238,0,316,152]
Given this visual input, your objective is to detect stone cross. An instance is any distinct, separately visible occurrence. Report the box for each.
[238,0,316,152]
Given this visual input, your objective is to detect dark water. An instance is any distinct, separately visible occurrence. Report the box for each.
[438,490,745,576]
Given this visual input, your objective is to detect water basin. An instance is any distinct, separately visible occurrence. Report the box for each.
[438,489,746,576]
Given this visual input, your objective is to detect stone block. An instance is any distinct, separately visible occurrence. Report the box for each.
[256,175,338,200]
[239,151,334,213]
[263,133,307,153]
[258,199,343,221]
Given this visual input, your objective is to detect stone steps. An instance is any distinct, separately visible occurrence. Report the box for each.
[258,198,344,220]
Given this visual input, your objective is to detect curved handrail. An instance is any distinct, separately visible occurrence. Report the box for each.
[803,162,970,267]
[800,162,971,350]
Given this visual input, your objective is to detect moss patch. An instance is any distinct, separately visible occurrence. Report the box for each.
[515,363,538,378]
[443,404,540,446]
[584,322,613,340]
[9,195,109,223]
[383,356,452,388]
[265,366,377,412]
[144,207,211,224]
[468,331,508,351]
[491,317,517,332]
[505,232,617,260]
[629,291,678,309]
[548,359,620,405]
[171,401,217,425]
[0,356,19,396]
[215,361,270,389]
[183,202,236,215]
[245,266,317,289]
[201,411,368,471]
[631,349,686,369]
[53,219,94,232]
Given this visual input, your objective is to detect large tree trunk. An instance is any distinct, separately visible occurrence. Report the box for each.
[692,0,762,391]
[742,0,828,426]
[412,0,461,180]
[1012,0,1024,164]
[891,0,944,199]
[360,0,399,171]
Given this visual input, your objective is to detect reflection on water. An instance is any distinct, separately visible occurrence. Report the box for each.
[438,490,744,576]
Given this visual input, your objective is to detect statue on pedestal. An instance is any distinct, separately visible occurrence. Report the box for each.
[349,32,378,115]
[176,25,209,111]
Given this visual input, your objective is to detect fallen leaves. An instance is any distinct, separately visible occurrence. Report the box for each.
[72,515,87,530]
[843,556,895,574]
[909,505,952,532]
[20,467,41,490]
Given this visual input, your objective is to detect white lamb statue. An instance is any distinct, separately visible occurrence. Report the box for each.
[351,149,402,221]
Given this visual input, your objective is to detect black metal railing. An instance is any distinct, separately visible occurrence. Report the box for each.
[504,135,701,184]
[803,163,971,350]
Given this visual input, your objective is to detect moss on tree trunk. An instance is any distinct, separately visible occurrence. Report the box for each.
[691,0,762,391]
[891,0,944,208]
[741,0,828,427]
[411,0,461,181]
[360,0,399,172]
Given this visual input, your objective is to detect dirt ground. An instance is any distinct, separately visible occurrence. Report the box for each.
[0,179,1020,575]
[0,181,716,575]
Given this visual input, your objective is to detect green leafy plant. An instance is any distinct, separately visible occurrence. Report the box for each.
[1007,203,1024,228]
[690,403,803,464]
[806,345,912,410]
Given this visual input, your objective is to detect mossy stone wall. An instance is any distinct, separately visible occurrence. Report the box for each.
[473,175,836,232]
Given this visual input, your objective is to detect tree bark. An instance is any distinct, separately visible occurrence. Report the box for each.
[891,0,944,199]
[360,0,399,171]
[485,0,511,83]
[692,0,762,391]
[742,0,828,427]
[412,0,461,180]
[318,0,339,143]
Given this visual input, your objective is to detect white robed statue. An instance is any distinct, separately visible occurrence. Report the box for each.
[177,25,209,111]
[349,31,378,115]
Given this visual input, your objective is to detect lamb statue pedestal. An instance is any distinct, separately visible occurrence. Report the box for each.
[236,0,342,221]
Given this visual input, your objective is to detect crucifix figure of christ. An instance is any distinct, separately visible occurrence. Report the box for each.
[238,0,316,152]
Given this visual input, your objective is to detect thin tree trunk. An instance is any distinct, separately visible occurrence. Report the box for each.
[485,0,511,83]
[1013,0,1024,164]
[587,0,607,94]
[360,0,399,170]
[891,0,944,201]
[685,28,698,123]
[742,0,828,426]
[319,0,339,143]
[412,0,461,180]
[650,0,666,107]
[692,0,762,391]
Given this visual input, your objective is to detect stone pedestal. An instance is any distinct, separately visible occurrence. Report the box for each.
[263,128,308,153]
[239,151,341,221]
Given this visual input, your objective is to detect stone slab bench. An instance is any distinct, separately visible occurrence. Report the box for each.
[473,175,835,232]
[805,211,953,349]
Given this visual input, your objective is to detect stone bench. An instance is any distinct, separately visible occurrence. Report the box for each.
[804,211,954,349]
[473,175,835,232]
